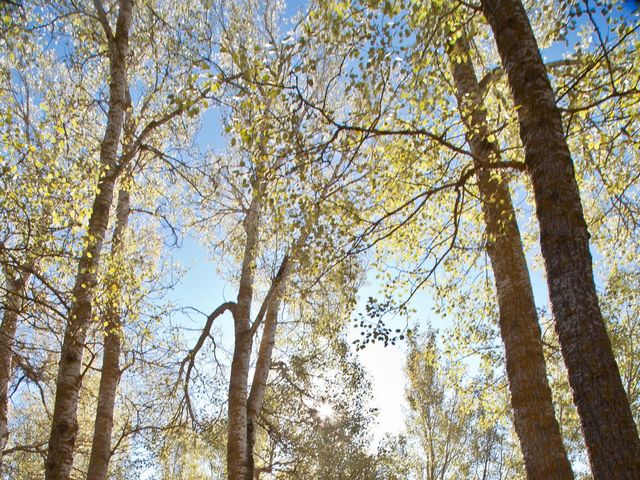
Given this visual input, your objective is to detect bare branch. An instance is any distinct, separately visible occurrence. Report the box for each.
[248,255,289,337]
[92,0,114,42]
[178,301,236,423]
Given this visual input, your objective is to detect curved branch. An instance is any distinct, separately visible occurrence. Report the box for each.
[92,0,114,42]
[178,301,236,423]
[179,301,237,384]
[249,255,289,337]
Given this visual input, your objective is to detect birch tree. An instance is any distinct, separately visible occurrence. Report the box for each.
[0,5,103,469]
[44,3,134,476]
[35,0,225,476]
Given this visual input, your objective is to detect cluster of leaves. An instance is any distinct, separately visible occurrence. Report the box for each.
[351,297,412,350]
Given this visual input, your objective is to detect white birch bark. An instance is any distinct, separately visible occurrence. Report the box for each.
[45,2,134,478]
[86,187,130,480]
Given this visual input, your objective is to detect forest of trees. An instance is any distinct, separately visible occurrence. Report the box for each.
[0,0,639,478]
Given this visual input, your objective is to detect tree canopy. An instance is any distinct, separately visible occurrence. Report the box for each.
[1,0,639,479]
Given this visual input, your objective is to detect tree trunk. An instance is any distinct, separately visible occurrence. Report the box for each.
[228,330,253,480]
[226,191,293,480]
[246,258,288,479]
[0,270,29,470]
[45,2,134,479]
[480,1,640,477]
[447,34,574,480]
[227,194,261,480]
[86,188,130,480]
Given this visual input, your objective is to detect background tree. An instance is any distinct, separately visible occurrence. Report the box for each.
[405,329,524,480]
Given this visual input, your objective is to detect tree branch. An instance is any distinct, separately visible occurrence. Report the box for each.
[92,0,114,42]
[248,255,289,337]
[178,301,236,422]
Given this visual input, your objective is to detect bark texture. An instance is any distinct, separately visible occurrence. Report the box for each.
[0,269,29,470]
[227,194,262,480]
[45,2,134,479]
[246,259,288,480]
[448,35,573,480]
[480,1,640,477]
[86,188,130,480]
[225,189,291,479]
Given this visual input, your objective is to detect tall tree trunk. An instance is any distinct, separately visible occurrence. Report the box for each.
[86,188,130,480]
[227,194,261,480]
[228,331,253,480]
[480,1,640,477]
[0,269,29,470]
[226,162,320,479]
[45,2,134,479]
[246,258,288,480]
[447,34,573,480]
[226,192,292,480]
